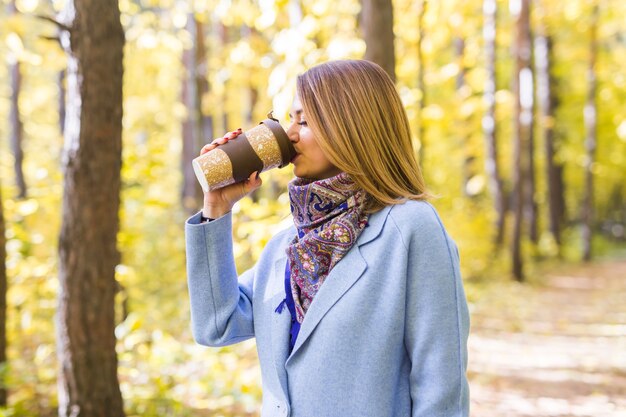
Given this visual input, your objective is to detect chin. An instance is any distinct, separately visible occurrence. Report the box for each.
[293,166,310,179]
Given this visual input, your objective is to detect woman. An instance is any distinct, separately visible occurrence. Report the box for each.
[185,59,470,417]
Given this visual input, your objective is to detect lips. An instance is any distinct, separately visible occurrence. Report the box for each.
[291,153,301,163]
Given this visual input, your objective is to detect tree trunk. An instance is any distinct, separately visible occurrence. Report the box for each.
[520,5,539,245]
[517,0,538,245]
[181,14,209,214]
[59,69,67,134]
[582,3,598,262]
[535,15,563,246]
[8,1,26,199]
[483,0,506,247]
[219,23,230,133]
[455,37,474,197]
[56,0,125,414]
[1,4,16,398]
[511,0,532,281]
[361,0,396,82]
[416,0,427,162]
[248,86,258,125]
[526,85,538,245]
[0,179,7,406]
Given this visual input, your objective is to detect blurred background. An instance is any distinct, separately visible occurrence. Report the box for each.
[0,0,625,415]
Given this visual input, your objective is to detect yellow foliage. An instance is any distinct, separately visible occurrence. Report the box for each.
[0,0,624,415]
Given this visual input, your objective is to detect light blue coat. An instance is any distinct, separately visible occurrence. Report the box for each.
[185,200,470,417]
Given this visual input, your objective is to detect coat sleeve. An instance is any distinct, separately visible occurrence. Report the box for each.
[185,211,255,346]
[401,207,470,417]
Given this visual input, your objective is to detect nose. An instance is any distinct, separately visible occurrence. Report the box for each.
[286,121,300,143]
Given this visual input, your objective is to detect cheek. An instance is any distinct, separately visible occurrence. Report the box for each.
[311,142,332,165]
[308,147,329,168]
[303,133,323,154]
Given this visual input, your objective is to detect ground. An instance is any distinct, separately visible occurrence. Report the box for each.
[468,259,626,417]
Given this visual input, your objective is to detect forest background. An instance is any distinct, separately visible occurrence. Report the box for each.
[0,0,625,415]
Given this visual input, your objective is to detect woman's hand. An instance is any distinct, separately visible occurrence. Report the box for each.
[200,128,262,219]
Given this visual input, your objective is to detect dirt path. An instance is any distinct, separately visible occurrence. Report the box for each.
[468,259,626,417]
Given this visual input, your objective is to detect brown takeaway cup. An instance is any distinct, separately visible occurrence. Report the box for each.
[192,115,296,192]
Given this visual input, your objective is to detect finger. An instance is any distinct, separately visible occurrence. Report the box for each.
[200,143,217,155]
[221,171,262,203]
[225,131,240,140]
[202,135,229,154]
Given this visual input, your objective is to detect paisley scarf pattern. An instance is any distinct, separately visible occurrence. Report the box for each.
[286,172,369,323]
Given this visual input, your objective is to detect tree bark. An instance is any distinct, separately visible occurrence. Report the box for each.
[56,0,125,414]
[483,0,506,247]
[526,82,538,245]
[582,2,598,261]
[511,0,532,281]
[10,63,26,200]
[516,0,538,245]
[455,37,474,197]
[361,0,396,82]
[181,14,210,214]
[0,178,7,406]
[521,1,538,246]
[1,5,16,399]
[59,69,67,134]
[247,85,258,125]
[535,16,563,246]
[8,0,26,199]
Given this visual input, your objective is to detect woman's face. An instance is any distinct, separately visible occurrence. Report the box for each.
[287,97,342,180]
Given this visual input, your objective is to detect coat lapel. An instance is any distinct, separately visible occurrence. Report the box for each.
[285,205,392,362]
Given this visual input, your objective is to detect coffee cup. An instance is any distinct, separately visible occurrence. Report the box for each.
[192,113,296,192]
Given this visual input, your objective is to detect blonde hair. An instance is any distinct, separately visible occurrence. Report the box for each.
[296,59,429,213]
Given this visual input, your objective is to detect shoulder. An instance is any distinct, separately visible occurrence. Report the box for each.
[381,199,454,252]
[387,200,446,234]
[385,200,461,270]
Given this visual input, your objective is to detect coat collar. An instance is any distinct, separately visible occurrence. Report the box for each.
[354,204,393,246]
[269,205,393,393]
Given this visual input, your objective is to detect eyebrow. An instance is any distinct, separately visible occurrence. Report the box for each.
[288,109,303,119]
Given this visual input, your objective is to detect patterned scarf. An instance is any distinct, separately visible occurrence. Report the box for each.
[286,172,370,323]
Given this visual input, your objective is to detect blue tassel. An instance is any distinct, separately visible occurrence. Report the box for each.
[274,298,287,314]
